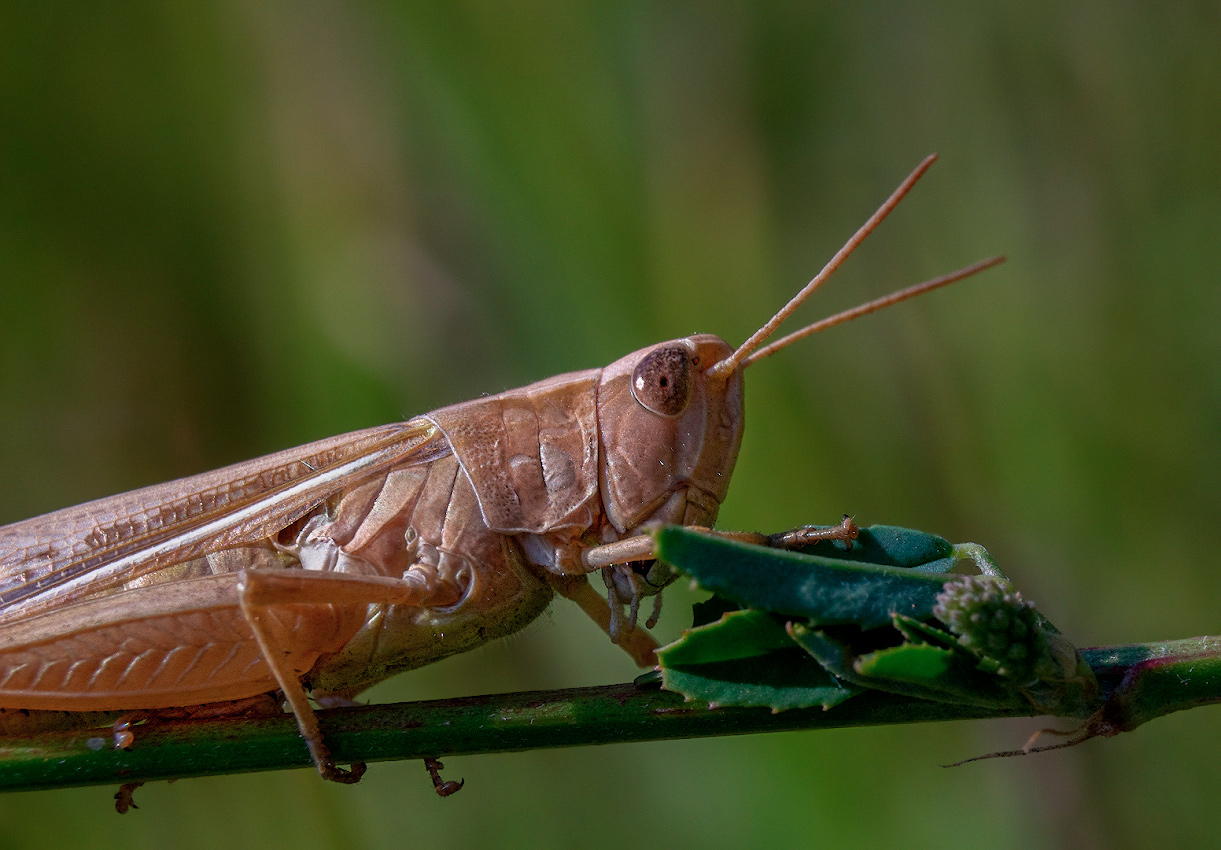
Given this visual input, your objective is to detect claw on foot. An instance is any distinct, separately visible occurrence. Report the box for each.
[321,760,368,784]
[424,757,464,797]
[645,592,663,630]
[114,781,144,814]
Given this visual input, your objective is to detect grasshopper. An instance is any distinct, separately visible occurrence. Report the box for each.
[0,155,1001,786]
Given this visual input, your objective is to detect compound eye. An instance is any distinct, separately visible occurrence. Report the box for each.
[630,344,692,417]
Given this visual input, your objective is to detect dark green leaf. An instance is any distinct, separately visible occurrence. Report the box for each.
[858,643,956,680]
[786,625,864,682]
[655,526,952,629]
[892,613,967,653]
[661,649,861,711]
[658,609,794,666]
[789,623,1026,710]
[855,646,1026,708]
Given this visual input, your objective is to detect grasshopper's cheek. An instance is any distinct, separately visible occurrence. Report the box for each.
[626,486,723,537]
[637,489,689,529]
[680,487,723,528]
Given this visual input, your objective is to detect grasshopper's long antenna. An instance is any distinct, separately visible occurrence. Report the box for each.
[707,153,938,379]
[740,255,1006,367]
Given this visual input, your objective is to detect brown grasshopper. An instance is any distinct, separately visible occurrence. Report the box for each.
[0,155,1001,785]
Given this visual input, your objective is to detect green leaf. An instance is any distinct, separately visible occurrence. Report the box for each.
[788,623,1025,709]
[857,647,1026,708]
[661,649,861,711]
[858,643,956,680]
[658,609,795,666]
[655,526,952,629]
[892,613,966,652]
[658,609,860,710]
[783,624,870,687]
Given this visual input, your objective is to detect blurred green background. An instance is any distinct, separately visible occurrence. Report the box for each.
[2,3,1220,848]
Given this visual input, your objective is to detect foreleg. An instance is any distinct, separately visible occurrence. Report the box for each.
[545,573,660,668]
[580,516,860,570]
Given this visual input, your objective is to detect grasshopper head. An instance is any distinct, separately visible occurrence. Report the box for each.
[588,156,1003,640]
[596,334,745,538]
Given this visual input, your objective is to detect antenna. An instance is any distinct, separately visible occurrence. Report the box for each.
[740,255,1005,367]
[707,153,939,379]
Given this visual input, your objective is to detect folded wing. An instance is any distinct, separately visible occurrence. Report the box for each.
[0,419,449,620]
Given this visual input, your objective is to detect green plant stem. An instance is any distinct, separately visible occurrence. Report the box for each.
[1,637,1220,793]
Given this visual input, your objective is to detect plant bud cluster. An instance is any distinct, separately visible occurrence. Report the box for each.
[933,575,1045,682]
